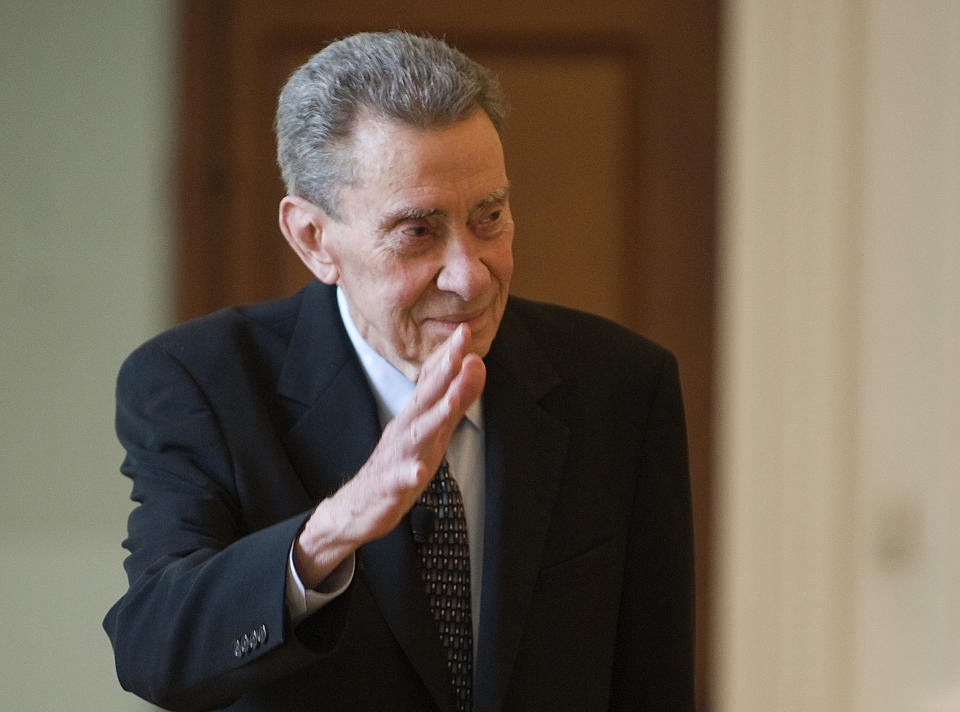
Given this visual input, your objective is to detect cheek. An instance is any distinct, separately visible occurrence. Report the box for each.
[490,227,515,285]
[381,263,440,314]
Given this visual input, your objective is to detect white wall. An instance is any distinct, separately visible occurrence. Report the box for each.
[854,2,960,708]
[0,2,174,709]
[715,1,960,710]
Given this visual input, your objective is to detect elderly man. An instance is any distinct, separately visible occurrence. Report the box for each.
[104,31,693,712]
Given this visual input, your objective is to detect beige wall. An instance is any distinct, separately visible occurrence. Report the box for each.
[0,2,174,709]
[715,0,960,710]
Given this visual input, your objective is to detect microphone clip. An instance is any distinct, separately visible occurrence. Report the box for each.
[410,503,436,544]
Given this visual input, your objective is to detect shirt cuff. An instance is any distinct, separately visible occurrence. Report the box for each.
[285,544,355,625]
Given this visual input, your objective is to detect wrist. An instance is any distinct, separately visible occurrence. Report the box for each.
[294,497,360,589]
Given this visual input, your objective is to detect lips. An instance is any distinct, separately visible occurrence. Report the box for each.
[434,308,484,323]
[427,308,487,330]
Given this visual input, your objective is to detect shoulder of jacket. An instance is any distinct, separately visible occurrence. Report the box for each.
[123,288,307,371]
[504,295,672,364]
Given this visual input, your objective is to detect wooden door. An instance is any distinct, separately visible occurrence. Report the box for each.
[177,2,717,707]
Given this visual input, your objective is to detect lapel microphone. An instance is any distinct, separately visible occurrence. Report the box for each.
[410,503,435,544]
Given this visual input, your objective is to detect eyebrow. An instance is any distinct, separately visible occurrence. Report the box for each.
[376,183,511,231]
[377,206,441,231]
[475,183,511,210]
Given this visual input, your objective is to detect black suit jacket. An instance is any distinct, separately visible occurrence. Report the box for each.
[104,280,693,711]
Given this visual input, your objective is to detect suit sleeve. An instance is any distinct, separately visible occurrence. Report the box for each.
[102,341,349,711]
[610,350,695,711]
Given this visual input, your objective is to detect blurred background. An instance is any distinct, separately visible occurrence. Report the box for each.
[1,1,956,710]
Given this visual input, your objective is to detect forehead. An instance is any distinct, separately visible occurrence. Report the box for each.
[343,111,508,210]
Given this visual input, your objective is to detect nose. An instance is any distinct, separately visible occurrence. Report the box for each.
[435,231,491,301]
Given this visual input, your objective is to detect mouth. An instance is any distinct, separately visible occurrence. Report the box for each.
[425,308,489,332]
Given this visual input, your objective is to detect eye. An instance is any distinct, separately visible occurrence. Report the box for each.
[402,225,430,238]
[477,206,503,223]
[472,205,507,237]
[386,220,435,255]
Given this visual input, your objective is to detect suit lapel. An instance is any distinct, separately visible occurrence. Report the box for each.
[278,280,382,500]
[277,281,454,712]
[475,304,570,712]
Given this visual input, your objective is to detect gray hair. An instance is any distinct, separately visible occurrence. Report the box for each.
[275,31,508,218]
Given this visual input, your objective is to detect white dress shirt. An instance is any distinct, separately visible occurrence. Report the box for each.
[286,287,486,642]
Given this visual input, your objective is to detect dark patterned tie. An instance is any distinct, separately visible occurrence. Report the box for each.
[415,459,473,712]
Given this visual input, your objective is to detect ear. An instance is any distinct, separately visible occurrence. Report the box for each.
[278,195,340,284]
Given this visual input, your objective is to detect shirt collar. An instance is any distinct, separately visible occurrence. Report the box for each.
[336,286,483,429]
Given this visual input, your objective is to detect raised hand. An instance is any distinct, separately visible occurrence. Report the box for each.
[293,323,485,588]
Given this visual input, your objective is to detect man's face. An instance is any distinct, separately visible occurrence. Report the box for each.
[320,110,514,380]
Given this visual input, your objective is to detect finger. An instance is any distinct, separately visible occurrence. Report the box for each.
[456,353,486,408]
[420,323,471,392]
[406,352,486,452]
[404,324,472,420]
[420,333,481,429]
[442,352,485,423]
[405,460,431,489]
